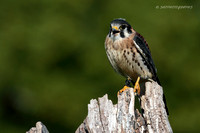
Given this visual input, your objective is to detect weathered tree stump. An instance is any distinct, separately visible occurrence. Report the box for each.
[26,121,49,133]
[27,81,172,133]
[76,81,173,133]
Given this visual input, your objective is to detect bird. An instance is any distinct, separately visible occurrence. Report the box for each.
[105,18,169,115]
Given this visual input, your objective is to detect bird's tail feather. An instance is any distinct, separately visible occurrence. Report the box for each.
[163,93,169,115]
[154,76,169,115]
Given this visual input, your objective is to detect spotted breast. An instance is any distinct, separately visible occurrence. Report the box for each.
[105,32,153,82]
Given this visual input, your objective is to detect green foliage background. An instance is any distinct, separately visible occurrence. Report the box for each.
[0,0,199,132]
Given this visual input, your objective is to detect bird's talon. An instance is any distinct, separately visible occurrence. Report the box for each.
[117,85,130,95]
[133,77,141,95]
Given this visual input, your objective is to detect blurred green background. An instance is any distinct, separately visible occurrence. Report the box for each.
[0,0,199,132]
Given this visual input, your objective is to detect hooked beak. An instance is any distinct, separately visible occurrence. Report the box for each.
[112,26,120,34]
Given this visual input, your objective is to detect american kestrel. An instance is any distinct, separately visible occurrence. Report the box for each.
[105,18,169,115]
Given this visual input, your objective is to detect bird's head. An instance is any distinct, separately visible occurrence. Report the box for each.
[108,18,133,41]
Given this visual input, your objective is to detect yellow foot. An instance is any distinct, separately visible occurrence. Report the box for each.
[117,85,130,95]
[134,77,141,95]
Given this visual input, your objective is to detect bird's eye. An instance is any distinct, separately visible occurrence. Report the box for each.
[119,25,126,30]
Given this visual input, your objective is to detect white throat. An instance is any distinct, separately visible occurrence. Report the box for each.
[110,28,131,42]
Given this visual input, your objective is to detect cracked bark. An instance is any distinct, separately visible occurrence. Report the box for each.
[76,81,173,133]
[26,81,172,133]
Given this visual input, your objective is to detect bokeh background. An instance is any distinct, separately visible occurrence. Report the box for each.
[0,0,199,132]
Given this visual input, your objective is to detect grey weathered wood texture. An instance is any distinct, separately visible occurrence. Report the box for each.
[76,81,173,133]
[26,121,49,133]
[26,81,172,133]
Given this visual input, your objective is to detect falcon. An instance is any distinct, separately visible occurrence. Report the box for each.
[105,18,169,115]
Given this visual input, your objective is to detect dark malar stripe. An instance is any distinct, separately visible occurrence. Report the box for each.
[120,31,125,38]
